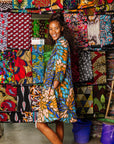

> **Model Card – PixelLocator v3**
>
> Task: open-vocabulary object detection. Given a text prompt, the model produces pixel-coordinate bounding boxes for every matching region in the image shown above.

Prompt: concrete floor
[0,123,102,144]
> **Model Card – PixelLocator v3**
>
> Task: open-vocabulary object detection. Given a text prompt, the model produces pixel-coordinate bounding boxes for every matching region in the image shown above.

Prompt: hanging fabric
[0,0,12,11]
[63,0,78,9]
[0,12,8,51]
[0,84,17,112]
[32,45,44,83]
[14,48,32,85]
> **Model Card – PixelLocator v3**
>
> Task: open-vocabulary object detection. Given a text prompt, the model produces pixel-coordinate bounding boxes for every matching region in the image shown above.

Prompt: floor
[0,123,102,144]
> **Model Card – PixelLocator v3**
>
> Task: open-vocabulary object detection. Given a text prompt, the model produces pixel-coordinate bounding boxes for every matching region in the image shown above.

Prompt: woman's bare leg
[37,122,63,144]
[56,121,64,142]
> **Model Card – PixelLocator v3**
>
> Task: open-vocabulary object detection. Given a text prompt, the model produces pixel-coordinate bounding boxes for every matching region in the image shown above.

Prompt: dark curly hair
[45,11,75,53]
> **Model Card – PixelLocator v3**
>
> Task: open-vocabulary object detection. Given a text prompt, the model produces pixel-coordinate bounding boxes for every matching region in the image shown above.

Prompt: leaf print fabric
[37,36,77,123]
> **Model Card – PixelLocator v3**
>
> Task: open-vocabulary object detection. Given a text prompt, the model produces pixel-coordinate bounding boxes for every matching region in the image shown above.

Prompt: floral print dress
[37,36,77,123]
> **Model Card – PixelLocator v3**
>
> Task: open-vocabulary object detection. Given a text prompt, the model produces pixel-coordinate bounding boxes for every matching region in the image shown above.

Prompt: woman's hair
[46,11,75,53]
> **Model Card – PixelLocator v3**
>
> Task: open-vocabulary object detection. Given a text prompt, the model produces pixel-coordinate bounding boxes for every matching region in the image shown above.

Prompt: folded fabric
[17,85,31,112]
[0,12,8,51]
[78,50,93,83]
[14,49,32,85]
[87,15,100,45]
[63,0,78,9]
[93,85,106,118]
[0,112,10,122]
[76,86,93,115]
[0,84,17,112]
[0,0,12,11]
[30,85,42,111]
[64,13,88,48]
[32,45,44,83]
[100,15,113,46]
[0,50,14,84]
[7,13,32,50]
[34,0,50,8]
[90,51,107,85]
[12,0,34,9]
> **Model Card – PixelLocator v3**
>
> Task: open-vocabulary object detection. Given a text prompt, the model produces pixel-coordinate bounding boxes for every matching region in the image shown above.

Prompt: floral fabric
[0,84,17,112]
[37,36,77,123]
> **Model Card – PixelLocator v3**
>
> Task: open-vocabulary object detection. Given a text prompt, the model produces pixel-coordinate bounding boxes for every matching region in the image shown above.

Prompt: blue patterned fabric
[32,45,44,84]
[100,15,113,46]
[37,36,77,123]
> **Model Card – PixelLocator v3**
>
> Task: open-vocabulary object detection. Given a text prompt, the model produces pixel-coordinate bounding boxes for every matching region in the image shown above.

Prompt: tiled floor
[0,123,102,144]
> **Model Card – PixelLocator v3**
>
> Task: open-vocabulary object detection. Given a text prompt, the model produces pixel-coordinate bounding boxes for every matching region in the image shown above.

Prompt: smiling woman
[35,11,77,144]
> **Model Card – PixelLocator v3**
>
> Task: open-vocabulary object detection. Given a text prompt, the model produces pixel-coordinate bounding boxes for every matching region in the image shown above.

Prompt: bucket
[72,119,92,144]
[101,123,114,144]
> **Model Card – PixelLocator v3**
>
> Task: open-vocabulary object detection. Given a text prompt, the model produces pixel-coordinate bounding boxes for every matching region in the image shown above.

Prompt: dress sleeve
[54,40,69,83]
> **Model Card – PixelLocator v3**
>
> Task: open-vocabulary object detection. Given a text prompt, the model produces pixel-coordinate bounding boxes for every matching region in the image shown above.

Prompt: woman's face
[49,20,63,42]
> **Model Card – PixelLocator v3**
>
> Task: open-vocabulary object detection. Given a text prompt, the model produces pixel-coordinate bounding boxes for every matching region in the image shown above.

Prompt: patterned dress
[37,36,77,123]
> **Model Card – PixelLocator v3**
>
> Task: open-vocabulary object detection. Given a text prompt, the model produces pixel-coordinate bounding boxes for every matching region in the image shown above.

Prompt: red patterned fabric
[34,0,50,8]
[7,13,32,50]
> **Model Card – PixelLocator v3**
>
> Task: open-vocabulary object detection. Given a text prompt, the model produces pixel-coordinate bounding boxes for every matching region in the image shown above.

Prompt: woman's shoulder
[57,36,69,48]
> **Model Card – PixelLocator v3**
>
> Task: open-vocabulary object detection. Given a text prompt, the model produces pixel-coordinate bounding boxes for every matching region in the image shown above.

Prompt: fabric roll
[0,84,17,112]
[34,0,50,8]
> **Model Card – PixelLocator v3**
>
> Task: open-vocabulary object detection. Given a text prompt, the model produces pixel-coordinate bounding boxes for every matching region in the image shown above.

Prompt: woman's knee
[36,122,47,131]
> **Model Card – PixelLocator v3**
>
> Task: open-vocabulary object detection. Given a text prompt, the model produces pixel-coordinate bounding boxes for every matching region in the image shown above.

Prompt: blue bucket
[72,119,92,144]
[101,123,114,144]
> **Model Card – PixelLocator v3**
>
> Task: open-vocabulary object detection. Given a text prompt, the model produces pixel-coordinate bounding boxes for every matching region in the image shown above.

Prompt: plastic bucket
[101,123,114,144]
[72,119,92,144]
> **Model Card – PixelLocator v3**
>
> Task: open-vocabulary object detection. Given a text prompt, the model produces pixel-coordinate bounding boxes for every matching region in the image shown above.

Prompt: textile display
[12,0,34,9]
[0,84,17,112]
[76,86,93,115]
[70,52,79,83]
[93,85,106,118]
[100,15,113,46]
[78,0,105,9]
[34,0,50,8]
[0,12,8,51]
[0,112,10,122]
[30,85,42,111]
[0,50,14,84]
[90,51,107,85]
[17,85,31,112]
[14,49,32,85]
[44,44,54,71]
[7,13,32,50]
[64,13,88,48]
[87,15,100,45]
[78,50,93,83]
[111,15,114,40]
[63,0,78,9]
[0,0,12,11]
[106,50,114,80]
[105,1,114,11]
[32,45,44,84]
[0,111,38,122]
[32,20,49,38]
[51,0,63,10]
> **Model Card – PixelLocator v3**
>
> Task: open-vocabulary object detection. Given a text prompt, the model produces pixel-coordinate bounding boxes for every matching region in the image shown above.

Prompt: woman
[36,11,77,144]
